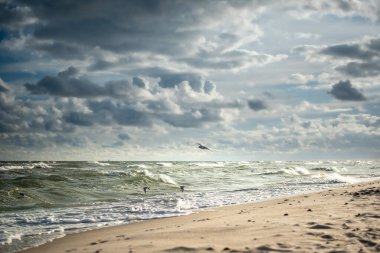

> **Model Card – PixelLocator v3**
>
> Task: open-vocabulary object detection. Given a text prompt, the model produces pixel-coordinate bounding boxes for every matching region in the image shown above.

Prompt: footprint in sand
[166,246,197,252]
[309,224,332,229]
[358,238,377,247]
[90,240,108,245]
[256,245,292,252]
[320,234,333,240]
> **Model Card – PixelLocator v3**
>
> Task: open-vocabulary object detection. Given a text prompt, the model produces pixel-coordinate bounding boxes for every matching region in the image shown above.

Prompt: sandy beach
[17,180,380,253]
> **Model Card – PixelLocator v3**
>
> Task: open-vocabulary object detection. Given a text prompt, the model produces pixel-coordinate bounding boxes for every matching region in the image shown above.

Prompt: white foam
[0,165,26,171]
[0,231,22,245]
[175,198,195,211]
[314,172,359,184]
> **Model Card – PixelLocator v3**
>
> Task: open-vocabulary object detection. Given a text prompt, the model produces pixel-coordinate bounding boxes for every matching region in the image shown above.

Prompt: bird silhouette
[197,143,210,150]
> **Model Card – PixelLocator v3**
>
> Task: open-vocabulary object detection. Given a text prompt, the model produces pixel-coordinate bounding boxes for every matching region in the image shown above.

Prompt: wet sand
[18,180,380,253]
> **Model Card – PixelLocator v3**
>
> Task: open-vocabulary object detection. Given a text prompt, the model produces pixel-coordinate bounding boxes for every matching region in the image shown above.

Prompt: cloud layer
[1,0,380,160]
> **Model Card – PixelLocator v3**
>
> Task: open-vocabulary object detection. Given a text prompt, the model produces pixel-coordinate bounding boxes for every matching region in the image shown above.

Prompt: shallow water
[1,160,379,253]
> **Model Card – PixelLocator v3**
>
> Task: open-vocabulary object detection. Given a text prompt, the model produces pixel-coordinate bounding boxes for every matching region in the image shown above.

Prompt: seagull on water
[143,186,150,194]
[180,186,185,192]
[197,143,210,150]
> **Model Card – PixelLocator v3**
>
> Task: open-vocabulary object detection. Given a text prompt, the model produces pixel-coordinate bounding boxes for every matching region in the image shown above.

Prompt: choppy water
[1,160,379,253]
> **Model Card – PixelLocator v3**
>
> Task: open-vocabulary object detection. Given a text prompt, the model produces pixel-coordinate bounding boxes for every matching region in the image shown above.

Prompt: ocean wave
[32,162,52,169]
[190,162,224,167]
[0,162,53,171]
[0,165,30,171]
[311,166,347,172]
[140,170,178,186]
[230,187,259,193]
[127,163,151,169]
[311,167,333,172]
[156,162,173,167]
[90,161,111,166]
[281,167,311,176]
[123,169,179,187]
[311,172,359,184]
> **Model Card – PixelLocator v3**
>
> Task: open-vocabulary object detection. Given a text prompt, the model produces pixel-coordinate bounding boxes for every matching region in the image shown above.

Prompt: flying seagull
[197,143,210,150]
[143,186,150,194]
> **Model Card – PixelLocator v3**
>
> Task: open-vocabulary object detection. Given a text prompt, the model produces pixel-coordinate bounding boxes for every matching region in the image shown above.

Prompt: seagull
[197,143,210,150]
[143,186,150,194]
[180,186,185,192]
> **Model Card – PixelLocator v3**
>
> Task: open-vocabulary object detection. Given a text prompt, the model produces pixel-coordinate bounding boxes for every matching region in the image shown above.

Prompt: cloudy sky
[1,0,380,161]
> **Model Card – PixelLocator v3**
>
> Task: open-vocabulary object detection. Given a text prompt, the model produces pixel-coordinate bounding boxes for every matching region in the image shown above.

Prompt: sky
[0,0,380,161]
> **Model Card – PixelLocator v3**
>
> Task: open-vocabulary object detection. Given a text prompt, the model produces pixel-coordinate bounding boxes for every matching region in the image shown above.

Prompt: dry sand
[18,180,380,253]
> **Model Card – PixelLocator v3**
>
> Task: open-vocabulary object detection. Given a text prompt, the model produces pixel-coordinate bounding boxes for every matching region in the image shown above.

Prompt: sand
[17,180,380,253]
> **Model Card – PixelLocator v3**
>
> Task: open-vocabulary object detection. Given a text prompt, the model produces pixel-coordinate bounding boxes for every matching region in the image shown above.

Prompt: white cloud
[287,73,315,84]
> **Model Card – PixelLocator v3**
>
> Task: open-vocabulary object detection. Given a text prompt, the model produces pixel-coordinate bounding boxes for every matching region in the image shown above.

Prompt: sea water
[1,160,379,253]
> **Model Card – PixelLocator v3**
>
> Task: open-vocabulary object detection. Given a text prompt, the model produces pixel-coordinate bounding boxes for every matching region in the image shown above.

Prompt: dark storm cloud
[318,37,380,77]
[158,72,217,94]
[247,99,268,111]
[368,38,380,51]
[159,73,205,92]
[320,44,374,60]
[87,99,227,129]
[34,42,85,60]
[64,112,94,127]
[53,134,88,147]
[88,59,115,71]
[162,108,222,128]
[0,1,34,29]
[336,61,380,77]
[132,77,147,89]
[0,79,10,92]
[117,133,130,140]
[329,80,366,101]
[25,66,130,97]
[16,0,218,55]
[263,91,274,98]
[0,92,74,134]
[6,0,285,76]
[204,80,216,94]
[113,107,153,127]
[63,100,153,127]
[102,141,124,148]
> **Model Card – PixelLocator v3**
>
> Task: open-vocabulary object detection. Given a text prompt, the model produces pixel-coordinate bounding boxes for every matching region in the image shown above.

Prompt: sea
[1,160,379,253]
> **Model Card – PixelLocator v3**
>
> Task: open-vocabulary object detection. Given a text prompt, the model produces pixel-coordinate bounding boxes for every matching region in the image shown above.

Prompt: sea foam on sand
[17,180,380,253]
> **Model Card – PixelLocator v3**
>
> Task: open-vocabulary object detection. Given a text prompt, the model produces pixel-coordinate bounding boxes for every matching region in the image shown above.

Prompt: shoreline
[17,180,380,253]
